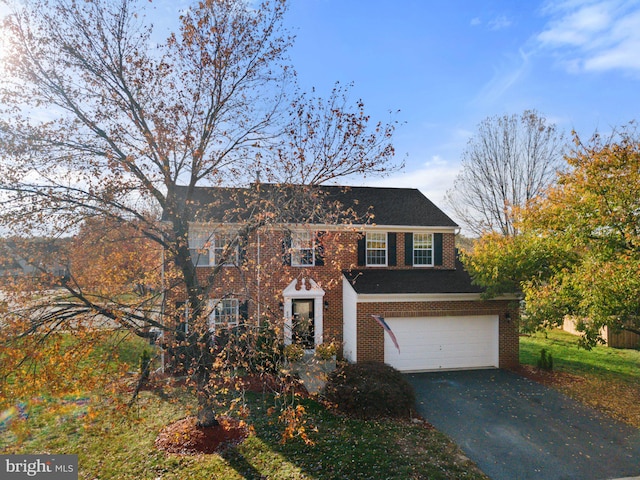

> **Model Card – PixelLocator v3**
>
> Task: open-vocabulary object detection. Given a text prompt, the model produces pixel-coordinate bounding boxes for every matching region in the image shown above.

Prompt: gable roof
[168,184,458,228]
[343,257,483,295]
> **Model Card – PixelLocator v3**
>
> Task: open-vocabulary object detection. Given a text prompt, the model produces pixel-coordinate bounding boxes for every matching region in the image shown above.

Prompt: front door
[292,299,315,349]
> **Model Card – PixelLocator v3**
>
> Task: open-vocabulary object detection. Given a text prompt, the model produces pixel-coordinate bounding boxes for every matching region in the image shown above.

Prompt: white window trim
[212,233,240,267]
[189,228,239,267]
[413,232,434,267]
[366,232,388,267]
[291,230,315,267]
[208,298,239,331]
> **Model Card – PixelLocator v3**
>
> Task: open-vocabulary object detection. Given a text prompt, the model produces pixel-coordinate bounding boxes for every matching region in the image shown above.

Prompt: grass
[1,333,488,480]
[520,329,640,428]
[1,387,488,479]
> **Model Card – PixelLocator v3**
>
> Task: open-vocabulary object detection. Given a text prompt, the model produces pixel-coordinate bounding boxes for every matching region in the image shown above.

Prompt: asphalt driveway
[407,369,640,480]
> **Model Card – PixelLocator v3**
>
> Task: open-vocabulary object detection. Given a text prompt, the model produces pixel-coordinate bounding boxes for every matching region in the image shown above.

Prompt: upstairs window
[366,232,387,266]
[413,233,434,266]
[283,231,325,267]
[189,230,239,267]
[208,298,239,330]
[212,233,239,266]
[188,230,211,266]
[291,231,315,266]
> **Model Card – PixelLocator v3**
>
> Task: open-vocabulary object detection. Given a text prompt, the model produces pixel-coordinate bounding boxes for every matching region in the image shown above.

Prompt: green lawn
[519,329,640,428]
[520,329,640,382]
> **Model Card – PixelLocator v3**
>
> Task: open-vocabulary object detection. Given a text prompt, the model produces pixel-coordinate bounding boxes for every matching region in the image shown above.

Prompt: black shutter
[315,231,326,266]
[388,233,397,266]
[405,233,413,266]
[239,300,249,321]
[357,235,366,266]
[282,232,292,266]
[238,235,247,266]
[434,233,443,266]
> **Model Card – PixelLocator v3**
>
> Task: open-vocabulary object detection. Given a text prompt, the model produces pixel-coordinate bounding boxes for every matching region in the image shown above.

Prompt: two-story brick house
[172,183,519,372]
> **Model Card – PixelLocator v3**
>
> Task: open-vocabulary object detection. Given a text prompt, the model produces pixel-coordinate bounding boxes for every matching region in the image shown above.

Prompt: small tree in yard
[0,0,400,434]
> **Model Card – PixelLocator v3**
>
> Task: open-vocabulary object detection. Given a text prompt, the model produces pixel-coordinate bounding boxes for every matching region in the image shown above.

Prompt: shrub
[537,348,553,371]
[324,362,416,419]
[314,342,338,360]
[283,343,304,362]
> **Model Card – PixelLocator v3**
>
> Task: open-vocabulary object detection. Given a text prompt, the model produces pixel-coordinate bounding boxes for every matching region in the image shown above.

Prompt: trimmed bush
[537,348,553,371]
[324,361,416,419]
[314,342,338,360]
[283,343,304,362]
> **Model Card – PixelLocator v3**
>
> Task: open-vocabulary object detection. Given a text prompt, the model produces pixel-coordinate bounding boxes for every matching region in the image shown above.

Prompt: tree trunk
[196,397,219,428]
[194,333,219,428]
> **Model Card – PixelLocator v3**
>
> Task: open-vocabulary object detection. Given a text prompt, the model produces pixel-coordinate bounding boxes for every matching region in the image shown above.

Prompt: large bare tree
[446,110,565,236]
[0,0,400,427]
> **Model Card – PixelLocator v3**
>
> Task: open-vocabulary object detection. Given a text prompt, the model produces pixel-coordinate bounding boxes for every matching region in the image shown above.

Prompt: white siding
[342,276,359,362]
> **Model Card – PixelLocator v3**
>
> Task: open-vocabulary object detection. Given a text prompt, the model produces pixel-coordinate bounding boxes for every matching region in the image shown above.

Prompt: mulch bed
[155,416,250,455]
[154,373,308,455]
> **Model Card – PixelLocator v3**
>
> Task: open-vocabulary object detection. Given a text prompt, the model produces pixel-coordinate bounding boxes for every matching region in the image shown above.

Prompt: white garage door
[384,315,499,372]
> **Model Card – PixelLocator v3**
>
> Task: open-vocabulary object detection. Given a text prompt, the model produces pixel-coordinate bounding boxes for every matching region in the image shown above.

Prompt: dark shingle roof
[343,258,483,295]
[321,185,457,227]
[168,184,458,228]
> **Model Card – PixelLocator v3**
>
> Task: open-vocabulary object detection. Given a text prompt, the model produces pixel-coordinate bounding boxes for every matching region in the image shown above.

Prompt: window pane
[189,230,210,249]
[414,233,433,248]
[367,249,387,265]
[209,299,239,328]
[189,248,210,266]
[366,232,387,265]
[189,230,212,266]
[214,233,238,266]
[291,231,315,266]
[413,233,433,265]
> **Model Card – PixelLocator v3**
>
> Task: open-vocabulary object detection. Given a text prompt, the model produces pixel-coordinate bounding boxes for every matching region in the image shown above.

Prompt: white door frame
[283,278,325,349]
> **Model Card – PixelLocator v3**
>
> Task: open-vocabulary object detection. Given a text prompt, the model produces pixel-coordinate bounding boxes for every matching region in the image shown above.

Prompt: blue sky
[281,0,640,205]
[2,0,639,212]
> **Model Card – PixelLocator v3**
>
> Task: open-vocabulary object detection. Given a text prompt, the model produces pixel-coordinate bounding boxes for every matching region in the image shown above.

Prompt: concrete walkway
[408,369,640,480]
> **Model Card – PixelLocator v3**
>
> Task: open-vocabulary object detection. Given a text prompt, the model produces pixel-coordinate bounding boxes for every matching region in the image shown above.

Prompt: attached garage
[383,315,499,372]
[342,268,520,371]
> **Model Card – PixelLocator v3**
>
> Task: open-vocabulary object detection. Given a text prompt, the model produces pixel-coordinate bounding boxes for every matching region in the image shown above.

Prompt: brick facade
[178,224,520,370]
[186,231,465,331]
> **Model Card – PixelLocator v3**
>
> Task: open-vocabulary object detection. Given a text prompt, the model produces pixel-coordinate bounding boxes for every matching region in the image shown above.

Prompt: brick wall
[181,228,361,345]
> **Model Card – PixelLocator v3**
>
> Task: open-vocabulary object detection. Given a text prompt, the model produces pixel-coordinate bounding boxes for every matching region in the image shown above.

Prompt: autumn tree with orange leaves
[464,125,640,348]
[0,0,401,432]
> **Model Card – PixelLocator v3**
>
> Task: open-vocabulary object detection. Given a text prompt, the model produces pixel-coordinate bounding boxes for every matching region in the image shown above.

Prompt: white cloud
[537,0,640,73]
[473,49,531,105]
[488,15,513,30]
[469,14,513,30]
